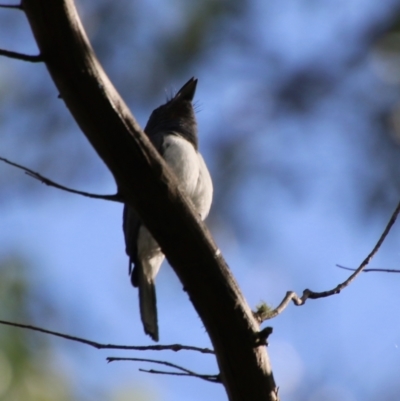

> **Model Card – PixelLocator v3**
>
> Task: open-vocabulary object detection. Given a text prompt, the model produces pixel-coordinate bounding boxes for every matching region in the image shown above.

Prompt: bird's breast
[162,135,200,196]
[162,134,213,220]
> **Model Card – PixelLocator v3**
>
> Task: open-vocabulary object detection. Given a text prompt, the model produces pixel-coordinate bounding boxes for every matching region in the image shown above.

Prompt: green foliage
[254,301,273,321]
[0,256,74,401]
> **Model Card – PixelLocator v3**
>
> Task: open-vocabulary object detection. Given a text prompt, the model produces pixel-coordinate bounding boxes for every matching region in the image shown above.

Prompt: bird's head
[144,78,198,149]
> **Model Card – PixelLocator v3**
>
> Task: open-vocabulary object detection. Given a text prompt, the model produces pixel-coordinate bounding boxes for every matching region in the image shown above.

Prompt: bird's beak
[174,77,198,102]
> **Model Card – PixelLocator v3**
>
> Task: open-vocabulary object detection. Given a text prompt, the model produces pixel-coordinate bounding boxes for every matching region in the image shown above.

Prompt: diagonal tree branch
[0,48,42,62]
[0,319,215,354]
[0,156,122,202]
[21,1,278,400]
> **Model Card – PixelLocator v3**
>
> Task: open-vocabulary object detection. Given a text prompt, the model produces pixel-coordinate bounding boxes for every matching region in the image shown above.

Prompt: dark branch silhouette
[107,356,220,383]
[258,200,400,322]
[0,156,122,202]
[336,264,400,273]
[0,320,214,354]
[0,3,22,9]
[0,49,42,61]
[19,1,279,398]
[139,368,221,383]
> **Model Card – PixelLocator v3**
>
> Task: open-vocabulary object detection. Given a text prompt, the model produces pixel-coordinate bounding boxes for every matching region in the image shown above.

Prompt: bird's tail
[138,272,159,342]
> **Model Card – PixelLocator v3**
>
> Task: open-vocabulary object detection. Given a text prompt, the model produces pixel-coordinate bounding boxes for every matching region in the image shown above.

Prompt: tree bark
[22,1,278,399]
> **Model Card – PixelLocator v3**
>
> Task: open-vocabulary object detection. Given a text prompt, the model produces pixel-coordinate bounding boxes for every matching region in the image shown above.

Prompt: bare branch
[336,264,400,273]
[22,1,279,398]
[139,368,220,383]
[257,291,307,321]
[107,357,220,383]
[0,3,22,9]
[0,320,214,354]
[0,156,122,202]
[0,48,42,62]
[260,200,400,321]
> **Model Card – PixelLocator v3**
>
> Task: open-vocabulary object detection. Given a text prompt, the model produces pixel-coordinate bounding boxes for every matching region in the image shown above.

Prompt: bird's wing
[122,204,141,280]
[122,131,168,287]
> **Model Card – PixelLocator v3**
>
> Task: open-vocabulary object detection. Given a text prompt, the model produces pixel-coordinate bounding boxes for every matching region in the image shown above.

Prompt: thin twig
[139,368,220,383]
[0,320,215,354]
[0,3,22,9]
[260,200,400,321]
[108,357,220,383]
[0,49,42,62]
[336,264,400,273]
[0,156,122,202]
[140,368,196,377]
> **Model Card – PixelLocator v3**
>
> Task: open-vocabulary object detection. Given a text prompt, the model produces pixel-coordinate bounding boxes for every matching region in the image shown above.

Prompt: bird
[122,78,213,342]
